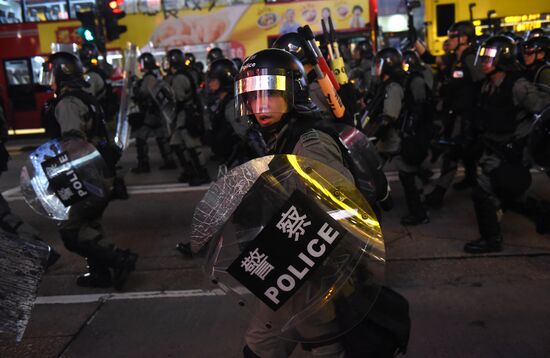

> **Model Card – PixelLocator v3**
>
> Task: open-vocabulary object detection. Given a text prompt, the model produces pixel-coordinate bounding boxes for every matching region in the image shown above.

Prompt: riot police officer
[40,52,138,287]
[397,50,435,225]
[464,36,549,253]
[521,35,550,90]
[349,39,374,93]
[415,21,485,208]
[206,47,225,65]
[272,32,334,122]
[236,47,352,358]
[184,52,203,87]
[204,58,251,166]
[131,52,176,173]
[166,49,210,185]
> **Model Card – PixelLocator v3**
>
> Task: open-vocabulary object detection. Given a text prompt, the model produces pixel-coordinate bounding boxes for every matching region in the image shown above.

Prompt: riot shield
[114,43,138,150]
[191,155,385,344]
[0,229,49,342]
[148,80,176,136]
[20,138,110,221]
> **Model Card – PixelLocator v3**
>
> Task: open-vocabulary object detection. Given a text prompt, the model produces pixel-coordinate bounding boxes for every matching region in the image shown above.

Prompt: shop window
[68,0,95,18]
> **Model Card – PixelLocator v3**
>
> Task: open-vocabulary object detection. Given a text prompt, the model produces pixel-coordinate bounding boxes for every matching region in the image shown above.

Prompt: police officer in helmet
[236,47,352,358]
[40,52,138,288]
[207,47,224,65]
[131,52,176,173]
[464,36,548,253]
[521,35,550,89]
[416,20,485,209]
[166,48,210,185]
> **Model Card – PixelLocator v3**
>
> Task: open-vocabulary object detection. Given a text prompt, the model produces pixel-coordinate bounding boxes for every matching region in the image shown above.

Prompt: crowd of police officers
[8,19,549,286]
[1,17,550,356]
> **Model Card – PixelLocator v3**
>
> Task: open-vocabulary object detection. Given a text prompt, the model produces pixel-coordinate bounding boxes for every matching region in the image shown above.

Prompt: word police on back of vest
[227,190,345,311]
[41,152,90,207]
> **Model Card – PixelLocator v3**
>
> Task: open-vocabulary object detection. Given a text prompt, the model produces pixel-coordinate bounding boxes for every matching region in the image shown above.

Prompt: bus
[424,0,550,55]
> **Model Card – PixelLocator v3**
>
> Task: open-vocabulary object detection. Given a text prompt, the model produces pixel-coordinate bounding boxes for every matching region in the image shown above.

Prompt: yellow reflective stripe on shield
[236,75,286,94]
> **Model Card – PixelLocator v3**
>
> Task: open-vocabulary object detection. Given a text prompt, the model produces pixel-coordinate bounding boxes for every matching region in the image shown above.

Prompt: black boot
[424,186,446,210]
[399,172,429,226]
[176,242,192,258]
[77,259,112,288]
[46,246,61,270]
[464,236,502,254]
[132,138,151,173]
[111,176,129,200]
[110,249,138,290]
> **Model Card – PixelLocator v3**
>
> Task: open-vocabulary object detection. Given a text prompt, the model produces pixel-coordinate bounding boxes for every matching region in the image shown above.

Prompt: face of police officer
[208,78,220,93]
[523,49,545,66]
[480,60,496,75]
[248,91,288,127]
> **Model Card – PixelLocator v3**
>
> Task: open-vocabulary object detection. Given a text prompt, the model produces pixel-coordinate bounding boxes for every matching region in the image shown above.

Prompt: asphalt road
[1,138,550,358]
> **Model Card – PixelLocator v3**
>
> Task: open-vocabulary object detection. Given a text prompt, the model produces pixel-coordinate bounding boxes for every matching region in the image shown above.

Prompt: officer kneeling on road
[39,52,138,288]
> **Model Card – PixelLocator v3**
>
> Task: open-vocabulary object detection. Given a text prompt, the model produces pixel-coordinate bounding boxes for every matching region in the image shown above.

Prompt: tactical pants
[58,179,117,266]
[432,113,478,191]
[473,153,507,240]
[244,294,345,358]
[0,193,40,241]
[134,125,173,165]
[394,156,427,218]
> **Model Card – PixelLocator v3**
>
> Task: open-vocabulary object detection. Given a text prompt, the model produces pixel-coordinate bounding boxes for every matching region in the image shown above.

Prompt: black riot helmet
[373,47,402,78]
[272,32,311,65]
[528,106,550,169]
[40,52,89,89]
[401,50,423,73]
[78,42,99,68]
[525,28,547,40]
[184,52,196,67]
[207,47,224,64]
[474,35,517,71]
[166,48,185,70]
[235,48,307,119]
[522,35,550,62]
[138,52,158,71]
[447,21,476,44]
[206,58,238,93]
[353,39,374,59]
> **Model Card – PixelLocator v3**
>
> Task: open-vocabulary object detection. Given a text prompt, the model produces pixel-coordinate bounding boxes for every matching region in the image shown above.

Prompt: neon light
[8,128,46,135]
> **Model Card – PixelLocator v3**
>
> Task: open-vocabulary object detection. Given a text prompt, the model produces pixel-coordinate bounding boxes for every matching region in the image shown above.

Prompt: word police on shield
[227,190,345,311]
[41,151,90,207]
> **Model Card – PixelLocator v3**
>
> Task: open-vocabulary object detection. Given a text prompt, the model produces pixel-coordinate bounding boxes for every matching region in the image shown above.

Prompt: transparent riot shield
[20,137,110,221]
[149,79,176,136]
[114,43,138,150]
[191,155,385,344]
[0,230,49,342]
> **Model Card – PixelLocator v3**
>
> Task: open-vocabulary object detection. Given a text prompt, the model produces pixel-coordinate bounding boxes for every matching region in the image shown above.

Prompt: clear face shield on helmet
[38,61,55,87]
[372,57,385,78]
[235,68,294,118]
[474,46,500,67]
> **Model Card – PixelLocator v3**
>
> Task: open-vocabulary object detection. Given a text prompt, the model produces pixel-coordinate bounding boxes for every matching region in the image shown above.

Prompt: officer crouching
[40,52,138,288]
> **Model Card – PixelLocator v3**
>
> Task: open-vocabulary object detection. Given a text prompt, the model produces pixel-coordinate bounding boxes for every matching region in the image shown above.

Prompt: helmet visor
[38,62,54,87]
[235,68,293,118]
[474,46,499,67]
[372,57,384,77]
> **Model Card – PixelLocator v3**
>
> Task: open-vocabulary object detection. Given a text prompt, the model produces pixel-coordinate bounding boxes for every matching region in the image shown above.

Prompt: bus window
[436,3,455,37]
[4,60,31,86]
[24,0,69,22]
[0,1,23,23]
[69,0,95,19]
